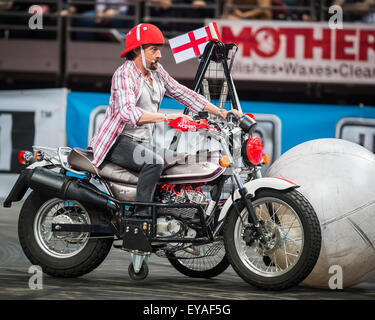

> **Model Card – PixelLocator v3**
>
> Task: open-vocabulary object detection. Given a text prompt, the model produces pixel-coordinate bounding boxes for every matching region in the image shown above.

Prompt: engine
[156,216,197,240]
[156,184,207,205]
[154,184,205,238]
[156,217,183,237]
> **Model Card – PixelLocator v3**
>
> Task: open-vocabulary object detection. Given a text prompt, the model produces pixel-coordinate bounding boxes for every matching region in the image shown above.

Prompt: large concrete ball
[265,138,375,289]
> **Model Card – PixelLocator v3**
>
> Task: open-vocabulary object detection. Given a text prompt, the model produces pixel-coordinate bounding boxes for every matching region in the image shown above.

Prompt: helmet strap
[140,46,151,73]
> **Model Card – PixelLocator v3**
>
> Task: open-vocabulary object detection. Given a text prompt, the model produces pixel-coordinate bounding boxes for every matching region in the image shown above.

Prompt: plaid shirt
[89,60,209,167]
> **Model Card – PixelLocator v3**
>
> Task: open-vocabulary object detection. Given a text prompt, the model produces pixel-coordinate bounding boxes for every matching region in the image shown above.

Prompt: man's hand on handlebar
[225,109,243,122]
[203,102,243,120]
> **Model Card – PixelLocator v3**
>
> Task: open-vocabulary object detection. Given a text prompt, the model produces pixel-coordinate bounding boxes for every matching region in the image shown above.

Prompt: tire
[128,262,149,280]
[223,189,321,291]
[18,191,114,278]
[167,241,230,278]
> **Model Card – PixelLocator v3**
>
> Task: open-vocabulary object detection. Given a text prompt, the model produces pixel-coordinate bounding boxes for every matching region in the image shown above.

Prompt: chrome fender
[218,177,299,222]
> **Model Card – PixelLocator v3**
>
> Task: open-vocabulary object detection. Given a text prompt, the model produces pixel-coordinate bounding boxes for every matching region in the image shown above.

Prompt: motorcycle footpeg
[122,218,153,254]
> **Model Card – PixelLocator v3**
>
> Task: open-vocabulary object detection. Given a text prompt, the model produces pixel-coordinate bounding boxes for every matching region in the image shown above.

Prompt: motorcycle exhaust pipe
[27,167,112,210]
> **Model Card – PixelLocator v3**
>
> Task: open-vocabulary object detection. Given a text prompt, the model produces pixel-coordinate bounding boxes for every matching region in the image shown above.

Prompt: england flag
[169,22,221,64]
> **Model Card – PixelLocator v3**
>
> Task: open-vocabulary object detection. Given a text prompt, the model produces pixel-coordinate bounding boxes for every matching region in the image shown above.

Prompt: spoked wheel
[224,189,321,291]
[167,241,229,278]
[128,262,149,280]
[18,192,113,278]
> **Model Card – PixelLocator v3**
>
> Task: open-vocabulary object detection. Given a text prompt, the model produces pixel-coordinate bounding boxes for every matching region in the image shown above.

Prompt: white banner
[208,20,375,84]
[0,88,67,199]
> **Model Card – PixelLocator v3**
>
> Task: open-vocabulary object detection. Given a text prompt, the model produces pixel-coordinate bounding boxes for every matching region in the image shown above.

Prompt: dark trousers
[105,135,164,213]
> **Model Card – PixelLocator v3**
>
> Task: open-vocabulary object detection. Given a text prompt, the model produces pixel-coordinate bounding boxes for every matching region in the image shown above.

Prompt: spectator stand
[144,0,221,38]
[222,0,316,21]
[0,0,374,95]
[222,0,375,22]
[324,0,375,23]
[0,0,63,86]
[64,0,141,87]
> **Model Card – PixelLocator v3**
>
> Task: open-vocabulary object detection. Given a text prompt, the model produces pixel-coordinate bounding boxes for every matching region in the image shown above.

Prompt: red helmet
[120,23,165,58]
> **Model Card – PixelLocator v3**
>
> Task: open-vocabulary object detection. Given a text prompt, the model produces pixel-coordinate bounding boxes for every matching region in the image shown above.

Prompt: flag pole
[169,41,216,152]
[217,41,242,113]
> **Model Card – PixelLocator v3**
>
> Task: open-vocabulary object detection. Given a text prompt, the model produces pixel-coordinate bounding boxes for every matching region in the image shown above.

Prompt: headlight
[242,136,264,166]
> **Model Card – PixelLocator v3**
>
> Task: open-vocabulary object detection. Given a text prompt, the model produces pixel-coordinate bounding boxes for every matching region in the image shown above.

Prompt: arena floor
[1,201,375,301]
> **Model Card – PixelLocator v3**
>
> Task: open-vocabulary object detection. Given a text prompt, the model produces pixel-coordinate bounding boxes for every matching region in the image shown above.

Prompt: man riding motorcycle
[89,23,243,218]
[6,26,321,288]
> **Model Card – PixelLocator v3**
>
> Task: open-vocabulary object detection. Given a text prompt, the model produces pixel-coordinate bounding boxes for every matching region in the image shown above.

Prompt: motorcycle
[3,107,321,290]
[3,40,321,290]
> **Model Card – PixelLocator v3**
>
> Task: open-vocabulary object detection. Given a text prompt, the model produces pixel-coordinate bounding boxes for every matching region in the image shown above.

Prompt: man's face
[143,44,162,70]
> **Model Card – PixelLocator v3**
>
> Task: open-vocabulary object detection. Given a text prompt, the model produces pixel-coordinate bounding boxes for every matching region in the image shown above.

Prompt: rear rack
[32,145,88,177]
[58,147,88,176]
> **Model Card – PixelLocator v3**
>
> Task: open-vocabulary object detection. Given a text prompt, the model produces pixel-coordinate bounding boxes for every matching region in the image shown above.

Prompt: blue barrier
[67,92,110,150]
[67,91,375,154]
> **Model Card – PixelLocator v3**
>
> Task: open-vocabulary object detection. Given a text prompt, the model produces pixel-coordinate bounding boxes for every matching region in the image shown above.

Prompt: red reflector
[246,137,264,165]
[18,151,26,164]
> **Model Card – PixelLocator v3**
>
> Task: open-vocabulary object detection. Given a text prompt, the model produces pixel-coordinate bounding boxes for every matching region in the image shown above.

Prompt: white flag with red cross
[169,22,221,64]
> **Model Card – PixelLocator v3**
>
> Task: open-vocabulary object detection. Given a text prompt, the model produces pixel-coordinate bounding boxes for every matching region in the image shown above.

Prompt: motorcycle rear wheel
[18,191,113,278]
[223,189,321,290]
[167,241,229,278]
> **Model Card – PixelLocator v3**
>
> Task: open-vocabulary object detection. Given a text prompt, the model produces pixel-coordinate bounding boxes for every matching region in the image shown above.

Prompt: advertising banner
[209,20,375,84]
[0,88,67,198]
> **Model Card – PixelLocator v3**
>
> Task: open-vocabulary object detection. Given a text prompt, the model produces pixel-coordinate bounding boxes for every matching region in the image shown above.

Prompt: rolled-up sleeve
[157,64,209,114]
[112,67,144,128]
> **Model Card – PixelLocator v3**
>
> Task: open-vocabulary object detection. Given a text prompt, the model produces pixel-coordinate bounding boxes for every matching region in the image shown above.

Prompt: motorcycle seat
[68,148,139,184]
[67,148,190,184]
[68,148,211,184]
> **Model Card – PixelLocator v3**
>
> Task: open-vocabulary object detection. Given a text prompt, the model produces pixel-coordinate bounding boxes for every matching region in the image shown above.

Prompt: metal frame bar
[4,0,56,3]
[74,179,213,241]
[167,41,215,152]
[145,2,219,10]
[51,194,214,243]
[169,40,240,152]
[224,4,312,10]
[51,223,115,233]
[222,3,312,17]
[0,24,58,31]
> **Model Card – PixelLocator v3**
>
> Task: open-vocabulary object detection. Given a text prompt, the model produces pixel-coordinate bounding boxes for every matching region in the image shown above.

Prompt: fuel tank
[160,150,224,184]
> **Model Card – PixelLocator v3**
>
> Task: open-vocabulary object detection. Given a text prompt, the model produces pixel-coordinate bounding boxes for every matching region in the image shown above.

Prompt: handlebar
[226,111,239,123]
[226,112,257,134]
[169,111,256,135]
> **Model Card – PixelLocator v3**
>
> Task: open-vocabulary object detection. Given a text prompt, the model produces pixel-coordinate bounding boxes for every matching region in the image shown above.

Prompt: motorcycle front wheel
[223,189,321,291]
[18,191,113,278]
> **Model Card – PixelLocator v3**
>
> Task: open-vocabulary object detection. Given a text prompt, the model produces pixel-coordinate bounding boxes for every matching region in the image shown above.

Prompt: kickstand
[131,253,149,274]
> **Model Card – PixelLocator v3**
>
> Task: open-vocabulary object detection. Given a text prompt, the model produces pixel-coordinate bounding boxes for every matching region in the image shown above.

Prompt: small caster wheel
[128,262,149,280]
